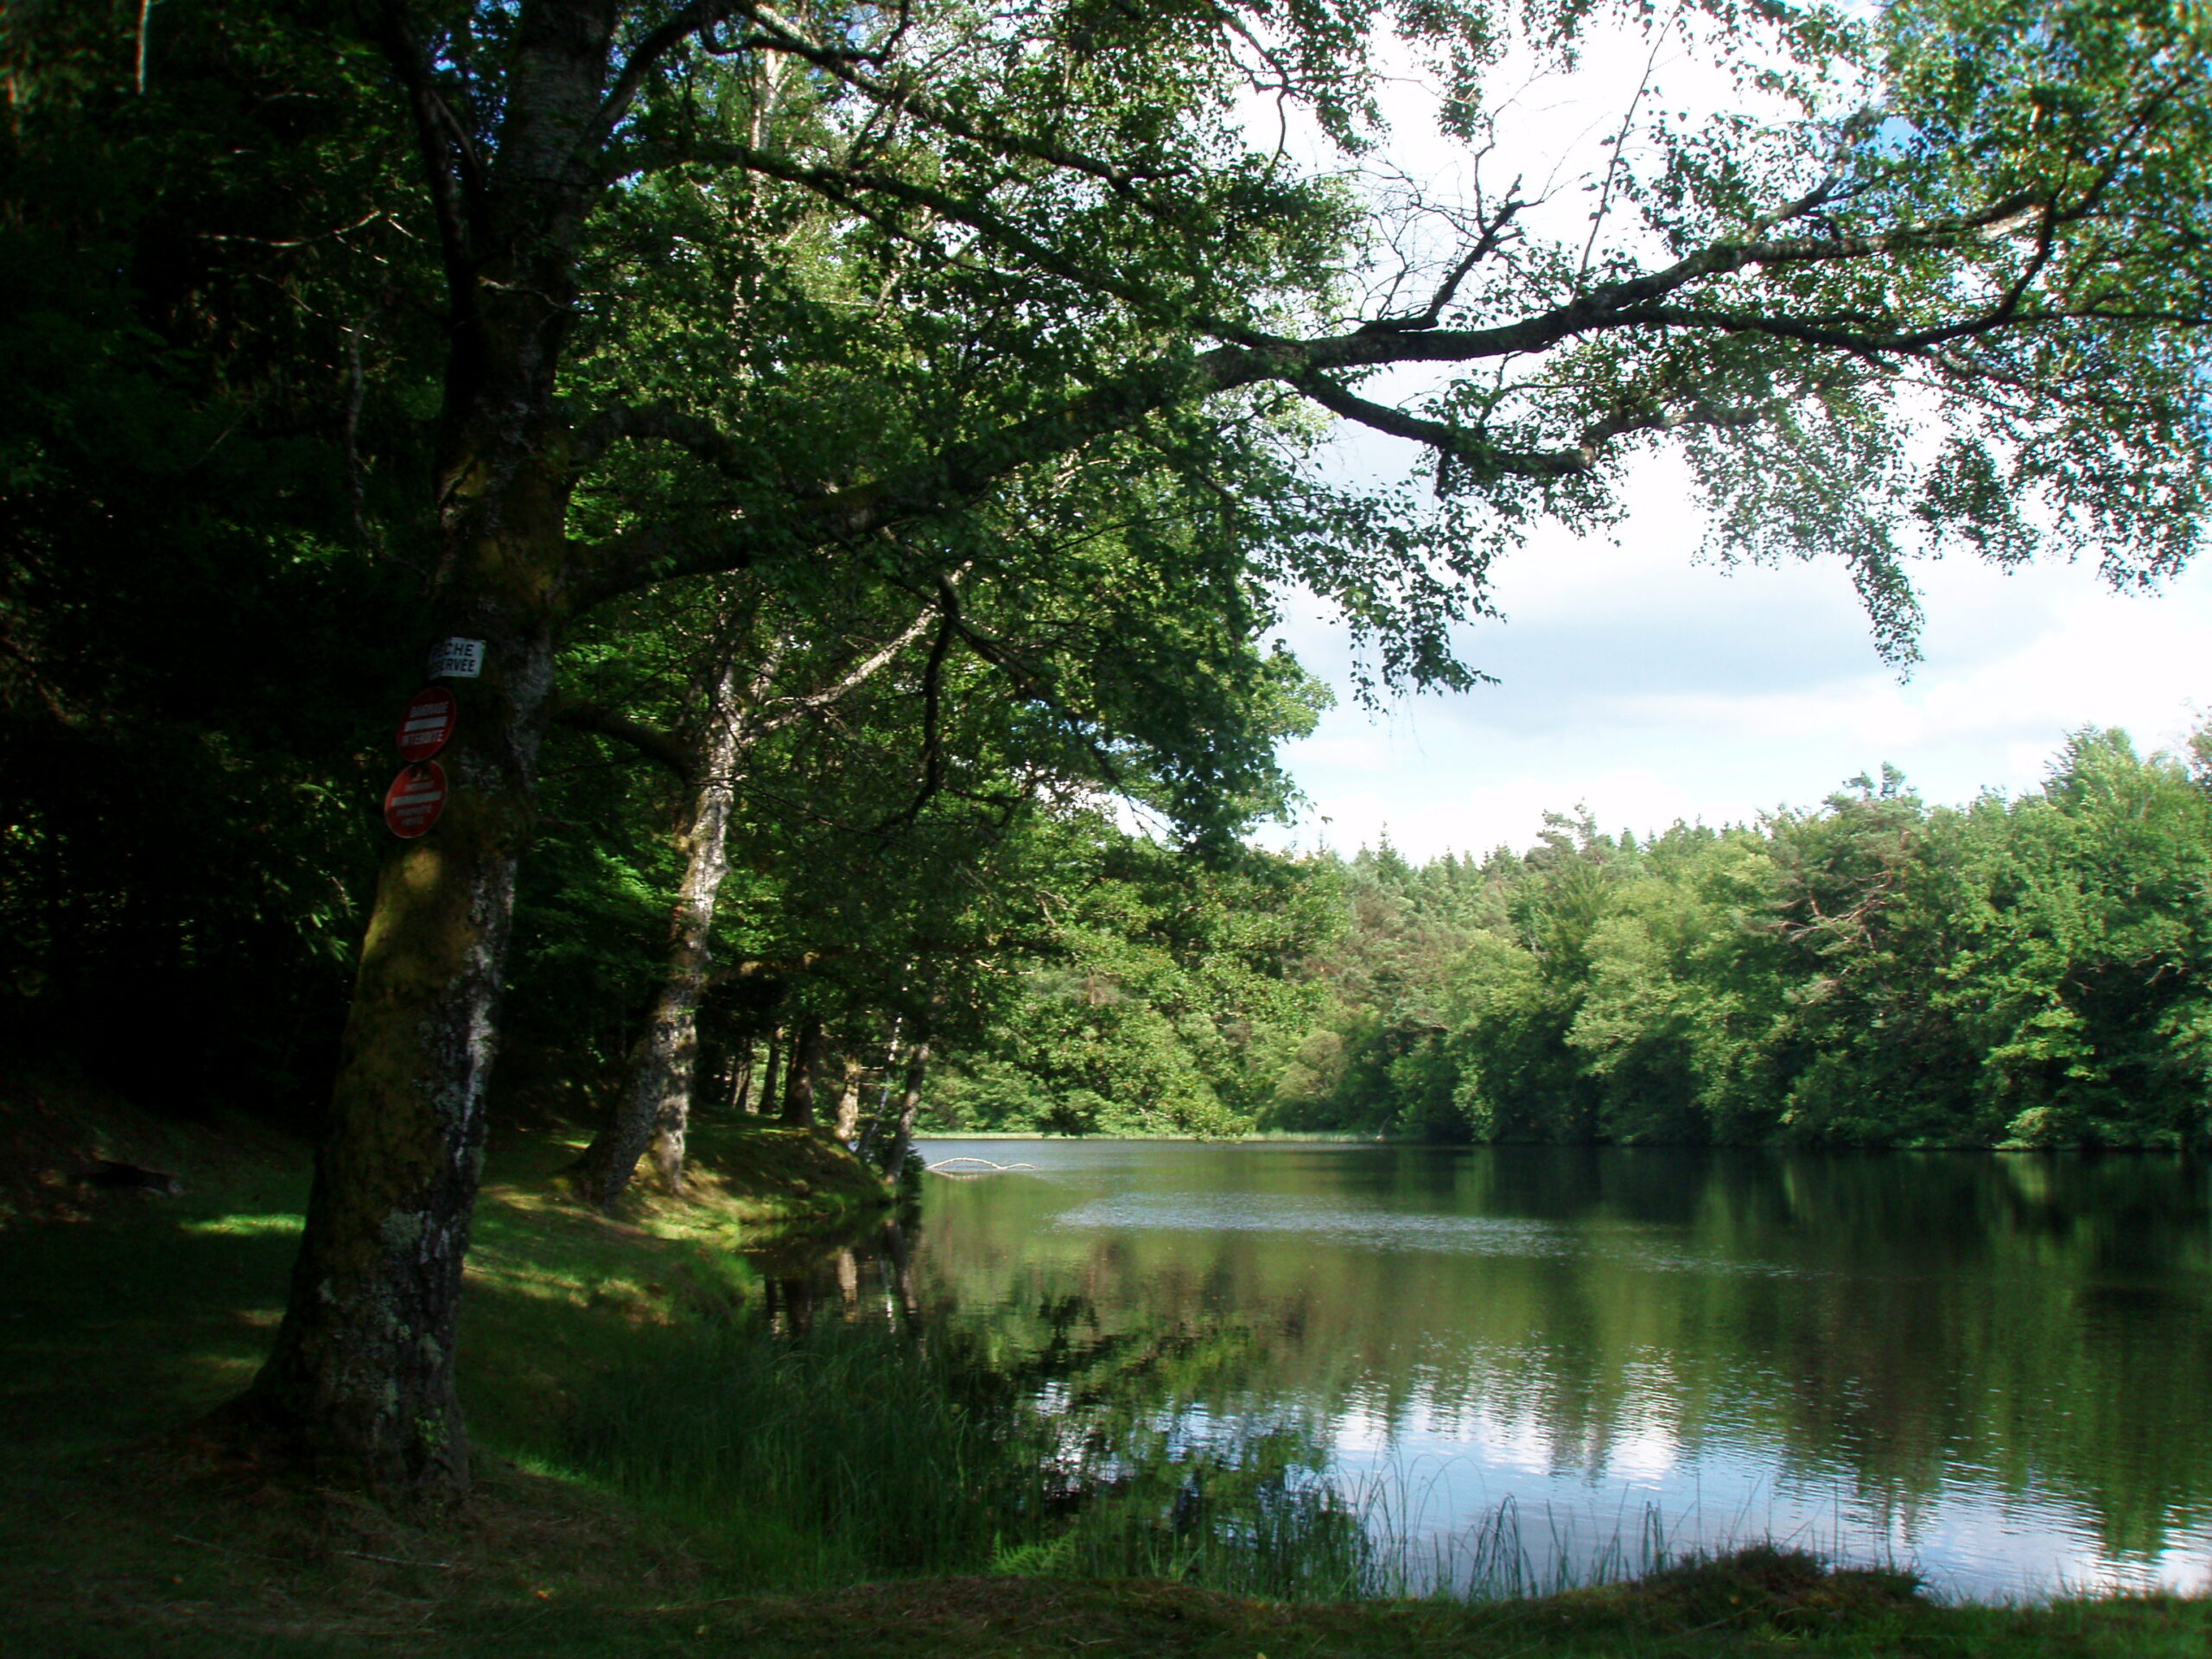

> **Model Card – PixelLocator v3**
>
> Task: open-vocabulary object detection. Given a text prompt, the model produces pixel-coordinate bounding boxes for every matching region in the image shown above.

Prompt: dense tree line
[1258,731,2212,1149]
[5,0,2210,1497]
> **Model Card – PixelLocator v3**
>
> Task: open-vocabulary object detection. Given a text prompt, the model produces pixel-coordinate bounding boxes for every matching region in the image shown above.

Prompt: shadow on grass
[0,1142,884,1656]
[0,1184,309,1461]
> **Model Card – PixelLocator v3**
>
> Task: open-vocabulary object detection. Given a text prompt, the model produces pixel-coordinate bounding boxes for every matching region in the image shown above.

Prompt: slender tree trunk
[781,1014,823,1125]
[831,1052,865,1143]
[728,1041,755,1116]
[880,1039,932,1174]
[573,657,748,1207]
[758,1028,784,1118]
[855,1014,902,1162]
[573,597,921,1198]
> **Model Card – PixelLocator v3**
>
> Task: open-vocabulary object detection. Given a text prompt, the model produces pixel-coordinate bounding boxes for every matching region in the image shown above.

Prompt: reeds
[553,1316,1760,1600]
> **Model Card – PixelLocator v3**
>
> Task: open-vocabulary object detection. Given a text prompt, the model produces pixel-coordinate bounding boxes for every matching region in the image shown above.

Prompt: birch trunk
[830,1053,866,1144]
[574,600,924,1200]
[573,656,747,1208]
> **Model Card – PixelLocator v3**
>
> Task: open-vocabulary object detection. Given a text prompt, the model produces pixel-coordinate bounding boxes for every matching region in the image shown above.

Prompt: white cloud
[1263,531,2212,863]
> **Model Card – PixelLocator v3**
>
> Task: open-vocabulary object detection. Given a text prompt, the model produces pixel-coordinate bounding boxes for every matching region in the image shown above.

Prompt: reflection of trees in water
[739,1223,1367,1592]
[906,1149,2212,1566]
[749,1217,924,1337]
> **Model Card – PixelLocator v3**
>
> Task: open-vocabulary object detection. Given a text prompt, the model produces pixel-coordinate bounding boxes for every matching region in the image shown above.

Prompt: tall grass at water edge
[557,1318,1727,1602]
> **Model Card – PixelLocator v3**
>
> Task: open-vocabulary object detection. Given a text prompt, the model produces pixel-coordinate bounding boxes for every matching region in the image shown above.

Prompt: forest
[4,0,2210,1513]
[927,729,2212,1150]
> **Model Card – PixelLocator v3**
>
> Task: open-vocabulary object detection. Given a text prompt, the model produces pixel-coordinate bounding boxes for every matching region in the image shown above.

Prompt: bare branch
[1579,17,1672,283]
[750,588,947,739]
[1358,189,1528,335]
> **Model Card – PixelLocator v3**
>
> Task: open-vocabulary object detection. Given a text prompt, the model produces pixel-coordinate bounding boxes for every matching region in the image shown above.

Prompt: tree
[1948,729,2212,1147]
[12,0,2196,1495]
[1286,721,2212,1151]
[924,822,1335,1137]
[562,575,939,1206]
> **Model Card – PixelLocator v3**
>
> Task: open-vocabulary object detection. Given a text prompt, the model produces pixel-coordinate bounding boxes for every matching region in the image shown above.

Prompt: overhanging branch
[552,696,697,780]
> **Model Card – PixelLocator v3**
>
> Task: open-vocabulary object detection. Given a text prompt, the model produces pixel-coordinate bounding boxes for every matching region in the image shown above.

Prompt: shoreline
[2,1089,2203,1656]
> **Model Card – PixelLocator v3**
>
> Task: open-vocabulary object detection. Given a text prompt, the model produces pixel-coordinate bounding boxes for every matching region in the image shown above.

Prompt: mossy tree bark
[245,0,616,1497]
[248,433,570,1493]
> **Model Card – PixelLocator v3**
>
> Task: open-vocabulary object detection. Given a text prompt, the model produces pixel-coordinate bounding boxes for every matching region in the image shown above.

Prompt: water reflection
[900,1141,2212,1600]
[742,1217,923,1335]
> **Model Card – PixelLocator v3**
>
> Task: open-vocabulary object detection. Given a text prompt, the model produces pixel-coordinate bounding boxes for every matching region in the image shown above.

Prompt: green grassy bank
[2,1087,2205,1657]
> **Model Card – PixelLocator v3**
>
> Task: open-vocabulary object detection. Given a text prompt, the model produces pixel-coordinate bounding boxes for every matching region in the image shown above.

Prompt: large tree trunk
[573,656,747,1208]
[246,465,569,1495]
[243,0,623,1495]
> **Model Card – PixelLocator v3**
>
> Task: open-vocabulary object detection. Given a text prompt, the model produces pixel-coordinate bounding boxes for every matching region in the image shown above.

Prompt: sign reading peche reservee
[383,762,448,839]
[427,637,486,680]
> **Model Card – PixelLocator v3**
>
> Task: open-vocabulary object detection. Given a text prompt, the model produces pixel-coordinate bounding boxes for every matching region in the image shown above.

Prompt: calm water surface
[907,1140,2212,1599]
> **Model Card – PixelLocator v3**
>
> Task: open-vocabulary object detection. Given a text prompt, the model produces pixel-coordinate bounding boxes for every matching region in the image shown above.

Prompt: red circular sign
[383,761,448,839]
[396,686,457,763]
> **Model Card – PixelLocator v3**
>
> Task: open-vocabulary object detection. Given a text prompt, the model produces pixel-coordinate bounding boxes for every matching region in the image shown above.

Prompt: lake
[902,1140,2212,1599]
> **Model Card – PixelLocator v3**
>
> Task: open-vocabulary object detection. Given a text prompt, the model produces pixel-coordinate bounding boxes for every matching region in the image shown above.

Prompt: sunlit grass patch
[181,1211,305,1236]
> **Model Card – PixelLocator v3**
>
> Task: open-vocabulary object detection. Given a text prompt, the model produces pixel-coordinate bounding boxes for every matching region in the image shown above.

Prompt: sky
[1241,16,2212,864]
[1257,456,2212,862]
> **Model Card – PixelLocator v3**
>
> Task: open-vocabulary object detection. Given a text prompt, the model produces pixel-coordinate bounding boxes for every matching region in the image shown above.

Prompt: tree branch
[750,588,948,740]
[566,173,2208,612]
[645,138,1269,345]
[377,2,478,323]
[569,400,768,480]
[728,2,1179,208]
[551,696,696,780]
[589,3,724,155]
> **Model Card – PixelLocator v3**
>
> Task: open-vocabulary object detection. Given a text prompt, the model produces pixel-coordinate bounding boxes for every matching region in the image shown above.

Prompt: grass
[2,1084,2206,1656]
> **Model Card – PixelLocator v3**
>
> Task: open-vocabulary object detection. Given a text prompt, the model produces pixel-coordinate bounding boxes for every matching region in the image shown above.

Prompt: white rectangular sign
[428,637,486,680]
